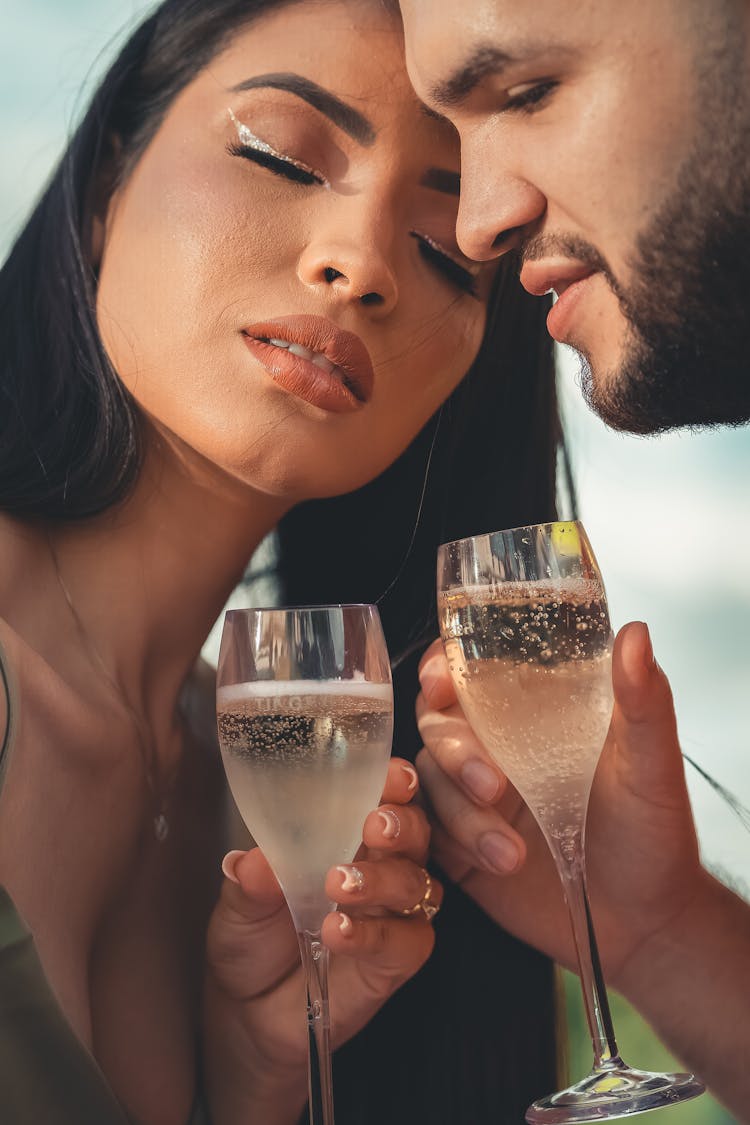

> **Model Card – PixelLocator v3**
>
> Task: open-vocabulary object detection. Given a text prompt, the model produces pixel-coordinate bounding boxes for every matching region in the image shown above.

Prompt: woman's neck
[42,434,291,736]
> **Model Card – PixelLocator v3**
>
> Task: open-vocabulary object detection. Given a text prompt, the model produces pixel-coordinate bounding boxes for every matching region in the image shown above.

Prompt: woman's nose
[297,235,399,315]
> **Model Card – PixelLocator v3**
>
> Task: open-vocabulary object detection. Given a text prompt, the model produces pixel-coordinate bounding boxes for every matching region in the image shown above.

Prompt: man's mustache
[520,232,624,302]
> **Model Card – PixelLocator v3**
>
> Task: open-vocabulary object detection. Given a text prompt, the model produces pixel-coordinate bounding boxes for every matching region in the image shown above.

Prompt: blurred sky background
[2,0,748,902]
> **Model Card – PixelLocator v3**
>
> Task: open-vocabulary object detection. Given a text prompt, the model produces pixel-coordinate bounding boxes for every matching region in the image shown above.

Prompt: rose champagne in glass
[438,522,704,1122]
[216,605,393,1125]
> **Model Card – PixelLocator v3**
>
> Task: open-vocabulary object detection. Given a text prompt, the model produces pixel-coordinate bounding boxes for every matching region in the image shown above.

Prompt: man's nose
[456,143,546,262]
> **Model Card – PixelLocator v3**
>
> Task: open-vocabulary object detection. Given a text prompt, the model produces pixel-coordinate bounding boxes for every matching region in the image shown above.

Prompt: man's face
[401,0,750,434]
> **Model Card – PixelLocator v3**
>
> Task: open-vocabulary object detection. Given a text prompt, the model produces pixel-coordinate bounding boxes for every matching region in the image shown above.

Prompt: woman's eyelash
[505,80,558,114]
[227,140,325,185]
[411,232,478,297]
[227,108,329,187]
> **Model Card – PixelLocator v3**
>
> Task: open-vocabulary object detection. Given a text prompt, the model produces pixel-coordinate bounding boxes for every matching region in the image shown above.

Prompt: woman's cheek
[418,298,487,399]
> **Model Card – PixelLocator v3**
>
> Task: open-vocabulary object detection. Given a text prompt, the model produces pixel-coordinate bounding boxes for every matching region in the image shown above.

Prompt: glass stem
[298,930,335,1125]
[551,832,620,1070]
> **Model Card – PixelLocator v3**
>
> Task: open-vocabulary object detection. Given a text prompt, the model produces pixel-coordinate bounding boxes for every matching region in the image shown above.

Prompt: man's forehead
[400,0,611,65]
[400,0,568,84]
[401,0,503,58]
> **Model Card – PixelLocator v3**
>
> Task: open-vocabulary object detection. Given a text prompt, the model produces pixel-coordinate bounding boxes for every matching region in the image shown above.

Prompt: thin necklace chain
[46,532,172,843]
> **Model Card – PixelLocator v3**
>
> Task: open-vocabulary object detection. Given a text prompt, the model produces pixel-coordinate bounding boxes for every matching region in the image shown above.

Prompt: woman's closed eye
[227,108,329,187]
[411,232,479,298]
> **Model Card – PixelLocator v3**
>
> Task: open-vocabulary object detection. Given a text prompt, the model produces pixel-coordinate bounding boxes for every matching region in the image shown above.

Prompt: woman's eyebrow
[229,72,376,146]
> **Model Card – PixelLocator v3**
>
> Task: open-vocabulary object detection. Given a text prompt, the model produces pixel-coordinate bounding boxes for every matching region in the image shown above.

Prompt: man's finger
[609,621,692,811]
[418,639,459,710]
[417,747,525,875]
[430,821,478,884]
[416,693,507,806]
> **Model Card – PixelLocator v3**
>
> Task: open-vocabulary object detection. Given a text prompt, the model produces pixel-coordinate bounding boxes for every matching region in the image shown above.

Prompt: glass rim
[224,603,380,618]
[438,519,583,554]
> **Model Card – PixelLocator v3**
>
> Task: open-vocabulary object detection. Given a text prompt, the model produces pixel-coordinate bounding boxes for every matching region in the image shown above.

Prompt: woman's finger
[322,911,436,972]
[416,746,526,876]
[207,847,299,1001]
[361,801,430,861]
[217,846,287,922]
[416,692,508,807]
[325,856,444,916]
[380,756,419,805]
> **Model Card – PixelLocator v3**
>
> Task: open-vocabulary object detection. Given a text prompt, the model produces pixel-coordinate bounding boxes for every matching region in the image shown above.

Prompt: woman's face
[96,0,495,501]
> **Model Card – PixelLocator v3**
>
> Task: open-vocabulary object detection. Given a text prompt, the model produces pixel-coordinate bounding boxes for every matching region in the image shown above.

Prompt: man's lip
[241,315,374,405]
[519,260,597,299]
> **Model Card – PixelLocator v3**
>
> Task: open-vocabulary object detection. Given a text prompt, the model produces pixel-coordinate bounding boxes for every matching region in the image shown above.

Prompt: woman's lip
[545,273,598,344]
[242,335,363,414]
[241,315,374,411]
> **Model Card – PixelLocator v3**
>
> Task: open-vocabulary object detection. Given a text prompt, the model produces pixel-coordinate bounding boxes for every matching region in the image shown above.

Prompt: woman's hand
[203,757,441,1125]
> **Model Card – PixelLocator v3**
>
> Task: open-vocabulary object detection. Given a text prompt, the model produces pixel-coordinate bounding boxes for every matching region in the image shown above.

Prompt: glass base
[526,1057,706,1123]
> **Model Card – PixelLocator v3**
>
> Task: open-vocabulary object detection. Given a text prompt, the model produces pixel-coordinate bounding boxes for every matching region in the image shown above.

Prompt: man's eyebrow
[420,168,460,196]
[429,45,516,109]
[229,72,376,146]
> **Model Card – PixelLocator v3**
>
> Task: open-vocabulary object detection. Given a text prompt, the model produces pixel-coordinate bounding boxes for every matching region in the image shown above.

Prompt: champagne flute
[438,522,705,1122]
[216,605,393,1125]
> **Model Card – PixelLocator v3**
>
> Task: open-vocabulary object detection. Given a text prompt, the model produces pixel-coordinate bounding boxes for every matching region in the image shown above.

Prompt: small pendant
[154,813,169,843]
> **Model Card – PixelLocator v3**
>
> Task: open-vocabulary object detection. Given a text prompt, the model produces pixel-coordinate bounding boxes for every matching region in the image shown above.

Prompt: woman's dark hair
[278,258,564,1125]
[0,0,297,519]
[0,2,563,1122]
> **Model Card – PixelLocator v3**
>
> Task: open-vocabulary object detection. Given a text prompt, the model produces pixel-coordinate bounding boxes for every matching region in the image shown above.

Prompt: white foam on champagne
[217,679,393,705]
[443,577,605,604]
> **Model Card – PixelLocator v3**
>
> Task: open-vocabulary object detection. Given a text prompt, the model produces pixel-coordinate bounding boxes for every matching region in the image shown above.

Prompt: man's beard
[580,106,750,434]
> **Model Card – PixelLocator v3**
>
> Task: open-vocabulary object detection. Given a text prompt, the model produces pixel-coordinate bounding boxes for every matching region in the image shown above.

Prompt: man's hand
[416,622,750,1121]
[416,621,702,985]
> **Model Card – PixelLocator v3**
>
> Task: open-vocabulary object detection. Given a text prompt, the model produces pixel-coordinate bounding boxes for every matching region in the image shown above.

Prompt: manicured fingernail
[221,850,244,884]
[460,758,500,803]
[478,832,519,874]
[337,912,354,936]
[401,764,418,792]
[378,809,401,840]
[336,865,365,893]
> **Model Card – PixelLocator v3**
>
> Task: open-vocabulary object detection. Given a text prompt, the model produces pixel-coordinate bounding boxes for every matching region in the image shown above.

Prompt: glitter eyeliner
[228,108,329,187]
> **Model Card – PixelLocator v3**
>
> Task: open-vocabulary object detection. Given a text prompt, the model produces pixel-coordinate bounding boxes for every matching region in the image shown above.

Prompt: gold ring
[399,868,440,921]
